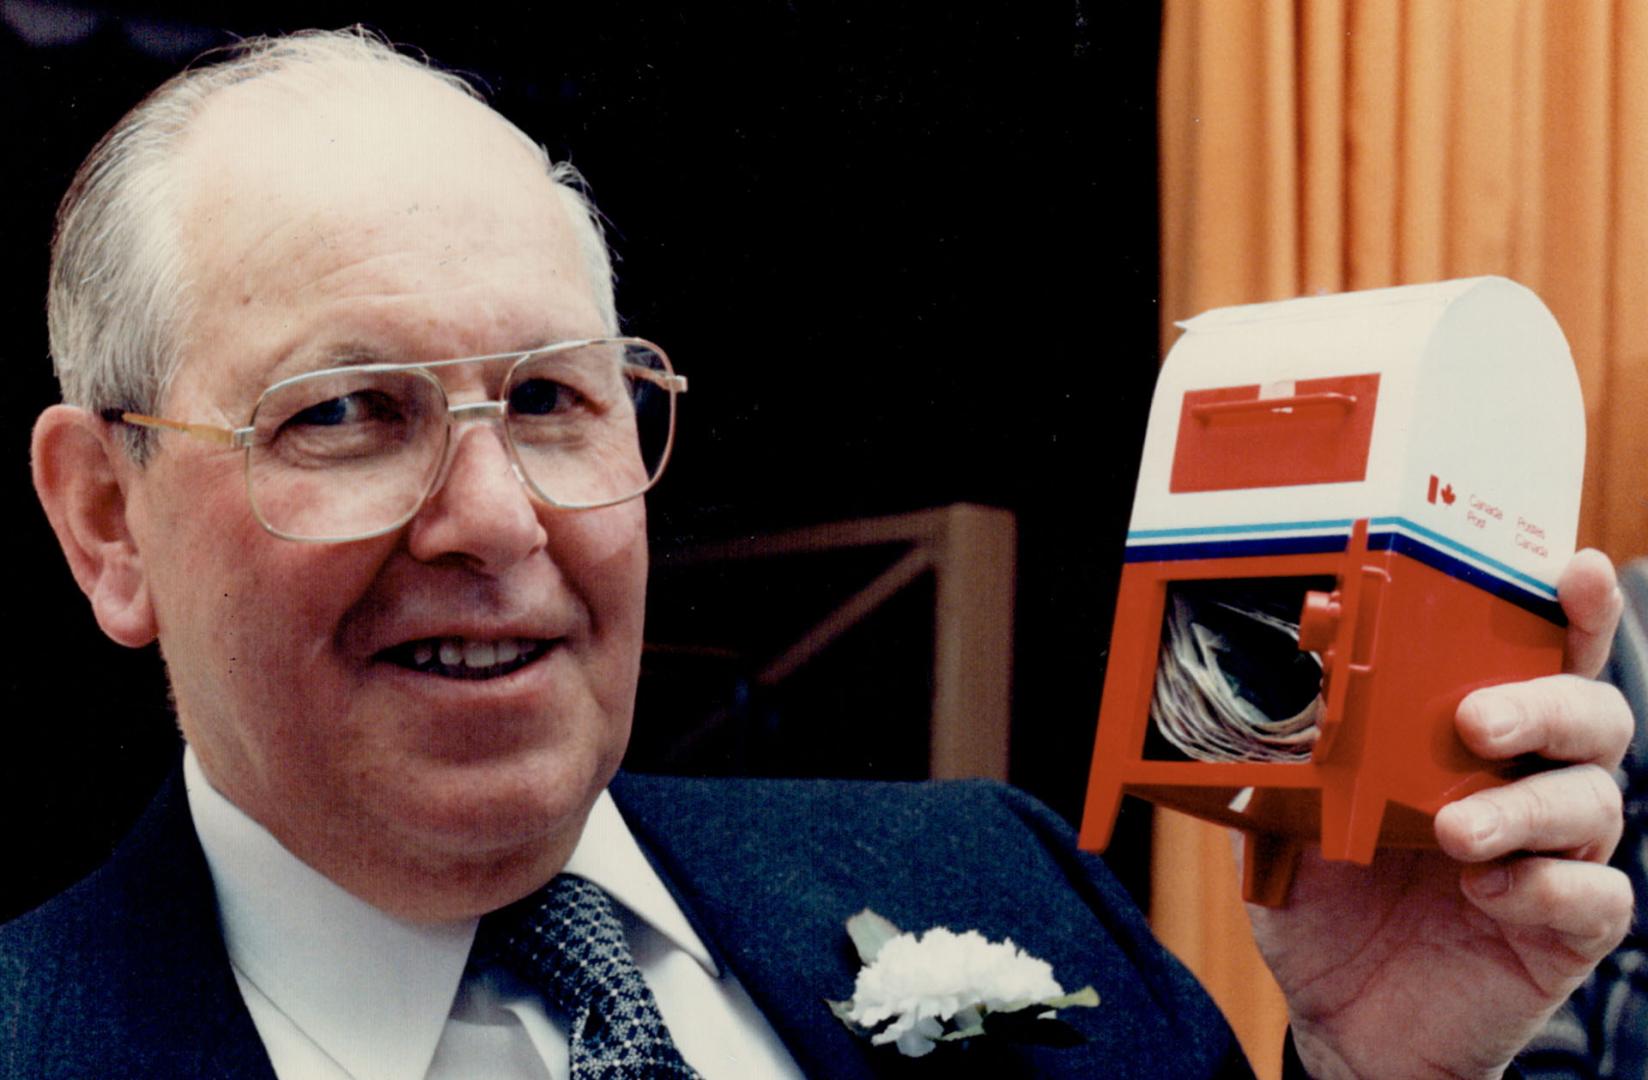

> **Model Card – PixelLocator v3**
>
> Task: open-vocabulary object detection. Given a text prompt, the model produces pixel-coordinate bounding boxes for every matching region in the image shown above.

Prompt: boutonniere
[827,909,1099,1058]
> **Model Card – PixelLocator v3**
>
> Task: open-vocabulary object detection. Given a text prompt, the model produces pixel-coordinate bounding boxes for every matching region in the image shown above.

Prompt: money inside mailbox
[1077,277,1585,905]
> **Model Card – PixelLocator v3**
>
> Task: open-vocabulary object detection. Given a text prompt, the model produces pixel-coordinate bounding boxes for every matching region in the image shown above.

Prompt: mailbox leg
[1077,779,1124,851]
[1240,828,1302,907]
[1320,778,1385,864]
[1320,779,1353,861]
[1343,788,1385,864]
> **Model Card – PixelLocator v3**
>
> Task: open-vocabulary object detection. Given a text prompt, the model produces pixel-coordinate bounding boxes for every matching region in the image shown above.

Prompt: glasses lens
[247,368,445,540]
[504,341,676,507]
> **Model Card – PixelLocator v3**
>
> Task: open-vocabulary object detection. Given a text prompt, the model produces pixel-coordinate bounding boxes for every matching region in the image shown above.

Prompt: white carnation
[844,926,1065,1057]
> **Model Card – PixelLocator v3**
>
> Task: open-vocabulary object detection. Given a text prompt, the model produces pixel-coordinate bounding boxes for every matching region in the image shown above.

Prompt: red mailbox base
[1078,519,1564,906]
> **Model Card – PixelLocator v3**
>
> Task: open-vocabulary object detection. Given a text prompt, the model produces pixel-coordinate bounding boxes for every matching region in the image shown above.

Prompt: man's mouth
[378,637,551,680]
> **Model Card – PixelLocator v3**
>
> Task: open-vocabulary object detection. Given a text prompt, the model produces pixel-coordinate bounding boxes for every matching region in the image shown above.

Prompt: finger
[1559,548,1623,677]
[1435,764,1623,863]
[1460,858,1633,979]
[1456,674,1632,770]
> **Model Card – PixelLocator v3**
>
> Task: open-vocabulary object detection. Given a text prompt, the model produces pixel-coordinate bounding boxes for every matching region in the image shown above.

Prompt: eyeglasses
[103,337,686,544]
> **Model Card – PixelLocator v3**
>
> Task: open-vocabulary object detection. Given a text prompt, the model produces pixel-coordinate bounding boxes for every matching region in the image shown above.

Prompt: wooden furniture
[649,503,1016,781]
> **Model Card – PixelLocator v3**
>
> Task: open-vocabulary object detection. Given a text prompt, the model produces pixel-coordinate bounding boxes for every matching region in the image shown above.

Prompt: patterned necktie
[472,874,700,1079]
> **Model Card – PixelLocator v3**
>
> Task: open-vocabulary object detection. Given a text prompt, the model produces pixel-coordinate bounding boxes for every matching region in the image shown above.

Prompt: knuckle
[1501,766,1621,852]
[1596,682,1634,755]
[1569,869,1634,953]
[1585,765,1624,818]
[1602,865,1635,918]
[1543,676,1585,742]
[1512,782,1557,839]
[1513,857,1562,910]
[1519,675,1632,764]
[1572,769,1625,861]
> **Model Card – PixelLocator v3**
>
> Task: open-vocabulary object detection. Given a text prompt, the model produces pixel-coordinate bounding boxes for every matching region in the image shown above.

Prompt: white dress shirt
[183,749,804,1079]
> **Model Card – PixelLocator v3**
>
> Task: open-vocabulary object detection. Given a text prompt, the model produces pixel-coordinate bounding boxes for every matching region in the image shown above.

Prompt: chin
[384,743,620,861]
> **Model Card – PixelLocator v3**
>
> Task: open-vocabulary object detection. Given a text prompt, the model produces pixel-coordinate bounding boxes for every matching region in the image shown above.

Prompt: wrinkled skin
[32,65,647,922]
[1250,548,1633,1079]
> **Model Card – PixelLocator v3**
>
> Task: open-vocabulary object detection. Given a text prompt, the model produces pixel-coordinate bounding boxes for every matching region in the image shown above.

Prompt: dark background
[0,1,1163,921]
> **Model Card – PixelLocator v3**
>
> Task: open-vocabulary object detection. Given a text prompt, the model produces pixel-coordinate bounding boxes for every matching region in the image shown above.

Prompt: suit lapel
[91,769,280,1077]
[3,766,277,1078]
[609,772,1256,1080]
[611,772,886,1079]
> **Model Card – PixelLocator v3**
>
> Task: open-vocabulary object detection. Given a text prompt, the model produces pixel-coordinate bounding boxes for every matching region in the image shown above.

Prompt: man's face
[120,69,648,919]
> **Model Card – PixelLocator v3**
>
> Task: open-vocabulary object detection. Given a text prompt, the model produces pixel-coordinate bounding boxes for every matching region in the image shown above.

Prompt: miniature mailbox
[1077,277,1585,905]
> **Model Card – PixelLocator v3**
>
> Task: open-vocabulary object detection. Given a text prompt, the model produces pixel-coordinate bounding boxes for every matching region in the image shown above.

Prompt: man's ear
[31,405,157,648]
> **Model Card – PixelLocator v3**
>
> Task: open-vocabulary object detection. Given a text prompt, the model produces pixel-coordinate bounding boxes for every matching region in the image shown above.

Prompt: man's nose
[404,424,547,572]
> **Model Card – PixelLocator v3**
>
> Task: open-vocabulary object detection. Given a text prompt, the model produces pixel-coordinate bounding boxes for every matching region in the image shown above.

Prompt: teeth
[407,637,536,671]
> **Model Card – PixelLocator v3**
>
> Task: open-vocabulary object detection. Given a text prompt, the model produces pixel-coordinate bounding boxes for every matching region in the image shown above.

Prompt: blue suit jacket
[0,767,1252,1078]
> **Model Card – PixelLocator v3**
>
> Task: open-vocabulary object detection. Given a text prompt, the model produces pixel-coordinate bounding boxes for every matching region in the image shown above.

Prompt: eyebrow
[257,341,385,380]
[301,343,400,369]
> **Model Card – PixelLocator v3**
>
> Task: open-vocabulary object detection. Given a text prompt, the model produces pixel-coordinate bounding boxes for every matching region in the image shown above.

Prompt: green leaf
[1043,986,1100,1009]
[937,1006,987,1040]
[845,908,903,965]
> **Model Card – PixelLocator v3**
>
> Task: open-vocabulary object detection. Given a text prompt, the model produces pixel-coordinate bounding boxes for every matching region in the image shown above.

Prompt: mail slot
[1171,374,1381,492]
[1078,277,1585,905]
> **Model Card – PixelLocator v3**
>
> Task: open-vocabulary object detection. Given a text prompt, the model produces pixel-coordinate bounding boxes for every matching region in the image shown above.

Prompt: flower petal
[845,908,904,965]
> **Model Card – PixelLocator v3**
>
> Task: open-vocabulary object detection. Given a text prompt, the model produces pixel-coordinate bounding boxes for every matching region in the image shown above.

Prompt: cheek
[137,461,249,638]
[556,498,648,564]
[549,502,650,627]
[144,471,390,683]
[157,531,394,800]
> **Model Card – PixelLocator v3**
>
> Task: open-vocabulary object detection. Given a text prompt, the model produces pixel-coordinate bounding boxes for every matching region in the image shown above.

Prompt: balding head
[31,28,654,921]
[47,28,616,461]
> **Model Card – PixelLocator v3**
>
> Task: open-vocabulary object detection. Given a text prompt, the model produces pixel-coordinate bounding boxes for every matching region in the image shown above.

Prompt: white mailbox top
[1126,277,1584,613]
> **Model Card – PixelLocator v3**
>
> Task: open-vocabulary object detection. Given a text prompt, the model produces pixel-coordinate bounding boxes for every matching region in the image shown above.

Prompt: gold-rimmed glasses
[102,337,686,543]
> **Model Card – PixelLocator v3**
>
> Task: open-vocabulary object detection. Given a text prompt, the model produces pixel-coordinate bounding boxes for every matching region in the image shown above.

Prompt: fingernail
[1470,865,1511,897]
[1461,691,1517,742]
[1479,705,1517,742]
[1466,804,1503,844]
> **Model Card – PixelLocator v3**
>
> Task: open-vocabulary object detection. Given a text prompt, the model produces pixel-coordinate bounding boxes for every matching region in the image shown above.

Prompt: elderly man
[0,30,1633,1080]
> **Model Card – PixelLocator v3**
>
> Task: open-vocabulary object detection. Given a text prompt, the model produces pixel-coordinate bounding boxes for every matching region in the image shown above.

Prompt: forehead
[170,63,601,404]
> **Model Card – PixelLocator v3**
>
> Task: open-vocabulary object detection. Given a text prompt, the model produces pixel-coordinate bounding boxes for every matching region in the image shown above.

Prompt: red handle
[1190,392,1358,421]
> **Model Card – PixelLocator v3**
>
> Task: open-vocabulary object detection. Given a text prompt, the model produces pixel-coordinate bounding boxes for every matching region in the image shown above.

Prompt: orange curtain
[1154,3,1648,1077]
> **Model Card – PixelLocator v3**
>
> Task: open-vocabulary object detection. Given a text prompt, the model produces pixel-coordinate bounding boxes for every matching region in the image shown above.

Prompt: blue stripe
[1124,534,1351,563]
[1128,519,1357,540]
[1367,532,1565,625]
[1125,516,1563,624]
[1368,516,1557,598]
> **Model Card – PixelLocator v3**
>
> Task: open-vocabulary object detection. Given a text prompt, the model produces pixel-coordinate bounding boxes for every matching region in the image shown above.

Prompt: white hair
[47,27,618,460]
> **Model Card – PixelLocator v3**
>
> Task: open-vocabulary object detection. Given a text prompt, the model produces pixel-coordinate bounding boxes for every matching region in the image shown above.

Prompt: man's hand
[1247,549,1634,1080]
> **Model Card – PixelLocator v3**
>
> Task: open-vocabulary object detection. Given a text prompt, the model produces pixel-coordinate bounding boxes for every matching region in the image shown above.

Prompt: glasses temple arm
[101,409,242,447]
[625,364,688,394]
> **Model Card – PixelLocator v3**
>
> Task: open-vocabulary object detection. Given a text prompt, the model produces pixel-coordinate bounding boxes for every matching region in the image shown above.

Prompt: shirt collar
[564,787,718,977]
[184,748,717,1080]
